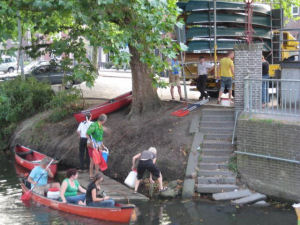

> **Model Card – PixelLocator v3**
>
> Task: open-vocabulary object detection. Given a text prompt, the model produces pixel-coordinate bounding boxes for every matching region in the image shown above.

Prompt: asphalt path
[77,70,201,101]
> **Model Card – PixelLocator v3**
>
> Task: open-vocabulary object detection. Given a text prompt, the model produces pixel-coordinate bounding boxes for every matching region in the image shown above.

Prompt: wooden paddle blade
[21,190,32,201]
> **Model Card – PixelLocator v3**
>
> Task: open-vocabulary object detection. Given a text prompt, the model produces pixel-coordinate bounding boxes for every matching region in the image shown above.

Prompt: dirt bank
[10,101,194,181]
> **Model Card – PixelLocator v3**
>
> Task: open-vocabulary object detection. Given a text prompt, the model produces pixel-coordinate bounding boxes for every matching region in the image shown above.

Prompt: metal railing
[244,77,300,116]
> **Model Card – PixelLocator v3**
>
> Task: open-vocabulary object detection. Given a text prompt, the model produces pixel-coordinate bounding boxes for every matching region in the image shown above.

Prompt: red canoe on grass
[20,182,136,223]
[14,145,58,176]
[73,91,132,123]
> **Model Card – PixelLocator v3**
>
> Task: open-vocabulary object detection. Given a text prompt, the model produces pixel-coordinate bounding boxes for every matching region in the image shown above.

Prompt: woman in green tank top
[60,168,86,205]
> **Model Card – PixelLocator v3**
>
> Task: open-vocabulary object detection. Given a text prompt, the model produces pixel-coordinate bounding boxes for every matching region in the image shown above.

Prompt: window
[4,58,12,63]
[292,6,299,16]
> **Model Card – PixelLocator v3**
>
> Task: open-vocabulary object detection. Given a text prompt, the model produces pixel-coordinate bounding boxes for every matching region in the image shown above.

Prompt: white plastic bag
[124,170,137,188]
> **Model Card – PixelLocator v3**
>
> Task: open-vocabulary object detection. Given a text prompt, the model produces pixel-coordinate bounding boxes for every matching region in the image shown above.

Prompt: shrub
[0,77,54,150]
[46,88,81,123]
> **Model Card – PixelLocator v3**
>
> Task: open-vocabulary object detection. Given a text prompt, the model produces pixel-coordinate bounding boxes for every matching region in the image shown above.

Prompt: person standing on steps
[197,56,213,100]
[77,113,93,172]
[131,147,167,193]
[217,51,235,104]
[169,58,183,101]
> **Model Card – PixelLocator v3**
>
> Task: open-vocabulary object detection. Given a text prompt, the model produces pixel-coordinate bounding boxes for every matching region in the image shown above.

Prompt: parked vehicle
[25,62,81,88]
[0,55,17,73]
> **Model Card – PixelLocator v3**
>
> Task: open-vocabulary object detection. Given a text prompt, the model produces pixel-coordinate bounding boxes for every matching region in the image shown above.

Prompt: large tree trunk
[128,45,161,117]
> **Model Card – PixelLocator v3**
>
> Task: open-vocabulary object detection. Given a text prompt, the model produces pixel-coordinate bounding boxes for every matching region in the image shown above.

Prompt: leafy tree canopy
[0,0,183,88]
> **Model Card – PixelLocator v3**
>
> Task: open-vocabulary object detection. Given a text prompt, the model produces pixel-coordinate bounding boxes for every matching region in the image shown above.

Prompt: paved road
[76,70,201,101]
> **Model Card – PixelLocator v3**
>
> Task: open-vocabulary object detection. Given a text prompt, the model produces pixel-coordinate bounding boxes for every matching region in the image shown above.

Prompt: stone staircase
[196,108,238,194]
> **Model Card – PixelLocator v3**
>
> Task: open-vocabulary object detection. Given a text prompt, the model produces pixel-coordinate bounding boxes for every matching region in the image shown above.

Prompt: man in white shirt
[197,56,212,100]
[77,113,93,171]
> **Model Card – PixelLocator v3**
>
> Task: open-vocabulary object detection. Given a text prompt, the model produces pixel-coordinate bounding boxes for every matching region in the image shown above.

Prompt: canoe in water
[14,144,58,176]
[20,181,136,223]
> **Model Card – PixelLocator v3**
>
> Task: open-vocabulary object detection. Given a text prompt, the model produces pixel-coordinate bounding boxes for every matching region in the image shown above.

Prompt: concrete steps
[201,155,230,163]
[198,176,236,185]
[199,162,228,170]
[201,109,234,116]
[195,108,236,196]
[200,127,234,134]
[200,121,234,128]
[200,115,234,122]
[212,189,252,201]
[202,141,234,150]
[202,148,233,156]
[204,134,232,141]
[232,193,267,205]
[197,184,238,193]
[198,170,234,177]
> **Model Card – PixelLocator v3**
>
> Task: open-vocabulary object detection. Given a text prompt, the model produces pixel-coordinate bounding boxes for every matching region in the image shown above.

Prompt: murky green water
[0,153,296,225]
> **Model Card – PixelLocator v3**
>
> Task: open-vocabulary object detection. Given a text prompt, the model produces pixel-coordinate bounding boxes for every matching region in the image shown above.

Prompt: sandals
[159,187,168,192]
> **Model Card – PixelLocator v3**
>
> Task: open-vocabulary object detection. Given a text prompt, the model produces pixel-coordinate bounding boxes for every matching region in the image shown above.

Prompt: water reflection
[0,152,297,225]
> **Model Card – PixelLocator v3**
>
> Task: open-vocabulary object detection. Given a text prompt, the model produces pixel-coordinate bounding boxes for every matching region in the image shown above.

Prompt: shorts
[169,74,180,86]
[91,137,102,149]
[137,159,160,180]
[220,77,233,92]
[33,184,51,195]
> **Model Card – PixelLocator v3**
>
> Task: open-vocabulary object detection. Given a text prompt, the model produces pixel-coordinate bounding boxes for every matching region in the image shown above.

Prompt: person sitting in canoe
[28,157,60,195]
[86,173,115,207]
[86,114,109,179]
[60,168,86,205]
[132,147,167,193]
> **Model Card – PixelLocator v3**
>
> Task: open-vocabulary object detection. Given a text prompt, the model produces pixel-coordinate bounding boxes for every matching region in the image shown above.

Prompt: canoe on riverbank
[20,181,136,223]
[14,145,58,176]
[73,91,132,123]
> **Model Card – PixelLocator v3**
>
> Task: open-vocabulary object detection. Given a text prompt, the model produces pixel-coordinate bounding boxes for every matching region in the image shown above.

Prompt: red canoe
[73,91,132,123]
[14,145,58,176]
[20,182,136,223]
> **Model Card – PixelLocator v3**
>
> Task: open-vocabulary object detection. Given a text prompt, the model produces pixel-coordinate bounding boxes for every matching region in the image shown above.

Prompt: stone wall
[234,43,262,111]
[237,113,300,202]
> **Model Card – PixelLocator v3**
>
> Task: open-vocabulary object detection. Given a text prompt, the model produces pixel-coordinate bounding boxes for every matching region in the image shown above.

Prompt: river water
[0,153,296,225]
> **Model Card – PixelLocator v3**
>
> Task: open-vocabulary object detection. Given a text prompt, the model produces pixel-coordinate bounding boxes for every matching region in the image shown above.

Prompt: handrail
[235,151,300,164]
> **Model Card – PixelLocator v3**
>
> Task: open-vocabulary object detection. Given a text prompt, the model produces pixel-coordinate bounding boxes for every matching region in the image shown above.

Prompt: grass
[228,155,238,173]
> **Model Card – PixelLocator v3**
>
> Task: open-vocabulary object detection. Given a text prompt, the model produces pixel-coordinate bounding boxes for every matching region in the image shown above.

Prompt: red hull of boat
[73,91,132,123]
[21,183,135,223]
[14,145,58,176]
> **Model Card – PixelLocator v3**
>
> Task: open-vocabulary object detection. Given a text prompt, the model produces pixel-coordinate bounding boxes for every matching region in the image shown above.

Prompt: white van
[0,56,17,73]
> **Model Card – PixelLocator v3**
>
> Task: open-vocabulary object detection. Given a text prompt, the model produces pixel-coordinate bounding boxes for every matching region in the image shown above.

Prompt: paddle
[21,158,54,201]
[171,99,209,117]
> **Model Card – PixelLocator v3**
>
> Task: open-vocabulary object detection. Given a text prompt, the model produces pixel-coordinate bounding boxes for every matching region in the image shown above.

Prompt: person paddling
[27,157,60,195]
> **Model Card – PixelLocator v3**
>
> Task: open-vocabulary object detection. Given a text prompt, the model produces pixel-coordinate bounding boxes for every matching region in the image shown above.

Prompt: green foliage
[228,155,238,173]
[46,88,81,123]
[0,0,183,88]
[0,77,54,150]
